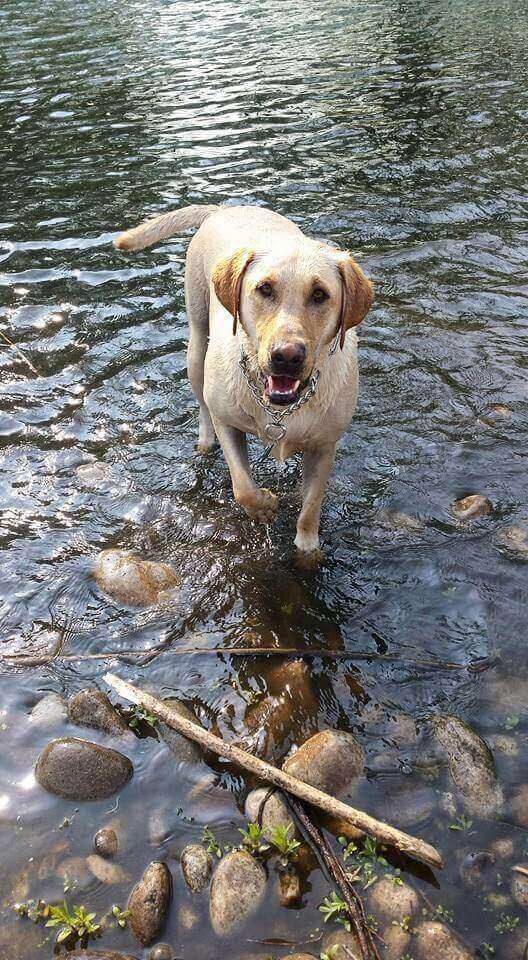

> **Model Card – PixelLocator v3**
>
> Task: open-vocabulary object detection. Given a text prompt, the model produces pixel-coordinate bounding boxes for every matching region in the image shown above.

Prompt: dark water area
[1,0,528,956]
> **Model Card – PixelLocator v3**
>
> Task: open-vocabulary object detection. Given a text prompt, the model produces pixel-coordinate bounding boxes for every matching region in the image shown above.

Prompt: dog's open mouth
[264,374,301,406]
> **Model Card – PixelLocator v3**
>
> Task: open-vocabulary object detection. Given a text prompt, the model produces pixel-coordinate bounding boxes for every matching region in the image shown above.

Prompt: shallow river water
[1,0,528,957]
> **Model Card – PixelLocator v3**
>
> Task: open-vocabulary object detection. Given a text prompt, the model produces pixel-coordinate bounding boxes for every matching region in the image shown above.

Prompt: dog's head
[212,240,374,405]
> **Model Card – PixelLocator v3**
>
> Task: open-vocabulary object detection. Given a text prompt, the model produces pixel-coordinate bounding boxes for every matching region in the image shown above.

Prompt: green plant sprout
[202,826,223,858]
[449,815,473,832]
[504,715,520,730]
[320,945,339,960]
[338,835,393,890]
[269,823,301,866]
[128,705,157,730]
[494,914,520,934]
[238,821,270,856]
[319,891,351,931]
[44,902,100,945]
[111,904,130,929]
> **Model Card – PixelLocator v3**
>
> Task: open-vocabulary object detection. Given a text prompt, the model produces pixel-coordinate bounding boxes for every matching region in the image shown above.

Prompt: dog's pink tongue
[267,375,299,394]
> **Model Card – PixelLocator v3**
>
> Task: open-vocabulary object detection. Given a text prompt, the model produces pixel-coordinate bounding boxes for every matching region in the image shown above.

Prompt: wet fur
[115,205,373,553]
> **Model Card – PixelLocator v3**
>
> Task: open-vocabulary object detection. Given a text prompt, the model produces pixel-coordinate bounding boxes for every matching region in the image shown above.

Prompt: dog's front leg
[295,444,336,553]
[213,420,278,524]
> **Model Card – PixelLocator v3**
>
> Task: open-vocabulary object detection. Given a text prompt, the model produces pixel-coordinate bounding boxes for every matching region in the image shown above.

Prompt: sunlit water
[1,0,528,957]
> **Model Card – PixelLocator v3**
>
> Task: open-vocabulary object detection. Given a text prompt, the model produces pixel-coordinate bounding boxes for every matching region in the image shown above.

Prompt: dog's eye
[311,287,329,304]
[257,282,274,298]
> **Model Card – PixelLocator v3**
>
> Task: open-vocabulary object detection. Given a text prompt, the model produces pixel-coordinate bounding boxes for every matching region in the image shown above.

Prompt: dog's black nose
[270,342,306,371]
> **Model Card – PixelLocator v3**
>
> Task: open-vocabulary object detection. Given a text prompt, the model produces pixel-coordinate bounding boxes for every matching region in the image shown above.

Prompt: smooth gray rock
[283,729,363,796]
[209,850,266,936]
[68,689,131,738]
[157,699,203,763]
[433,715,504,817]
[245,787,298,841]
[29,692,67,728]
[180,843,213,892]
[35,738,133,801]
[128,861,172,946]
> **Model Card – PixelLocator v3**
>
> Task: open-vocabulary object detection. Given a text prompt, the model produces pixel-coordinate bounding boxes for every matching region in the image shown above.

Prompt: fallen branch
[103,672,444,871]
[2,646,496,674]
[286,792,381,960]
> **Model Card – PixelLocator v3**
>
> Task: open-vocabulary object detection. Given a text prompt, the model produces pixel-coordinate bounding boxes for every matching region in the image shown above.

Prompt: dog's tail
[114,204,218,252]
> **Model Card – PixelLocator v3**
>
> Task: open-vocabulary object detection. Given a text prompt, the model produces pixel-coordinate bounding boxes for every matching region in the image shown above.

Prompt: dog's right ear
[212,248,255,336]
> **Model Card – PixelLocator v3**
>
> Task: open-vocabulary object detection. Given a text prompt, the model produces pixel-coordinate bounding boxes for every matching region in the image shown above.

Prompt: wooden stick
[103,672,443,871]
[2,647,496,674]
[286,793,381,960]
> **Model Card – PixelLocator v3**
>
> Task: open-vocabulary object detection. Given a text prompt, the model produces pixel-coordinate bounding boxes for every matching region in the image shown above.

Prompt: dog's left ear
[212,247,255,336]
[336,253,374,349]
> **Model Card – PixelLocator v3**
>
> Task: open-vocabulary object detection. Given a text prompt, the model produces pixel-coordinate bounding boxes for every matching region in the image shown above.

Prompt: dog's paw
[196,438,218,454]
[238,487,278,524]
[294,529,320,554]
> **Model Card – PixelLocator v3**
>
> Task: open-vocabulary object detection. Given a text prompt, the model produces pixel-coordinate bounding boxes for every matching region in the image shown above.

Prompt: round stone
[93,827,118,858]
[35,738,133,801]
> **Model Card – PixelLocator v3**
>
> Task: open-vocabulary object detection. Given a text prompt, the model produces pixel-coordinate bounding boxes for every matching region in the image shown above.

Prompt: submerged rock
[68,689,131,738]
[94,549,180,606]
[510,784,528,827]
[432,715,503,817]
[265,658,318,710]
[93,826,118,858]
[278,868,301,906]
[86,854,129,885]
[35,738,133,801]
[459,850,496,890]
[56,856,93,892]
[245,787,298,842]
[451,494,492,520]
[413,920,473,959]
[380,778,436,828]
[29,692,67,728]
[180,843,213,892]
[283,729,364,795]
[490,837,515,860]
[367,876,420,924]
[209,850,266,937]
[128,861,172,946]
[178,902,199,933]
[242,692,300,757]
[158,699,203,763]
[381,922,411,960]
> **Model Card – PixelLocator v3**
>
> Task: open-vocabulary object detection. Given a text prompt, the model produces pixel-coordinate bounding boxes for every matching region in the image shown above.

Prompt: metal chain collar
[238,330,340,460]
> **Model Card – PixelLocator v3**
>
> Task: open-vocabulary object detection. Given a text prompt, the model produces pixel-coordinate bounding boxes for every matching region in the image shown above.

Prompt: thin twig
[0,328,42,377]
[285,793,381,960]
[1,646,497,674]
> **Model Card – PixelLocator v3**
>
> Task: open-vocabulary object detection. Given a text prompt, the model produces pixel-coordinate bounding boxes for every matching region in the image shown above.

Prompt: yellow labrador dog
[115,205,373,554]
